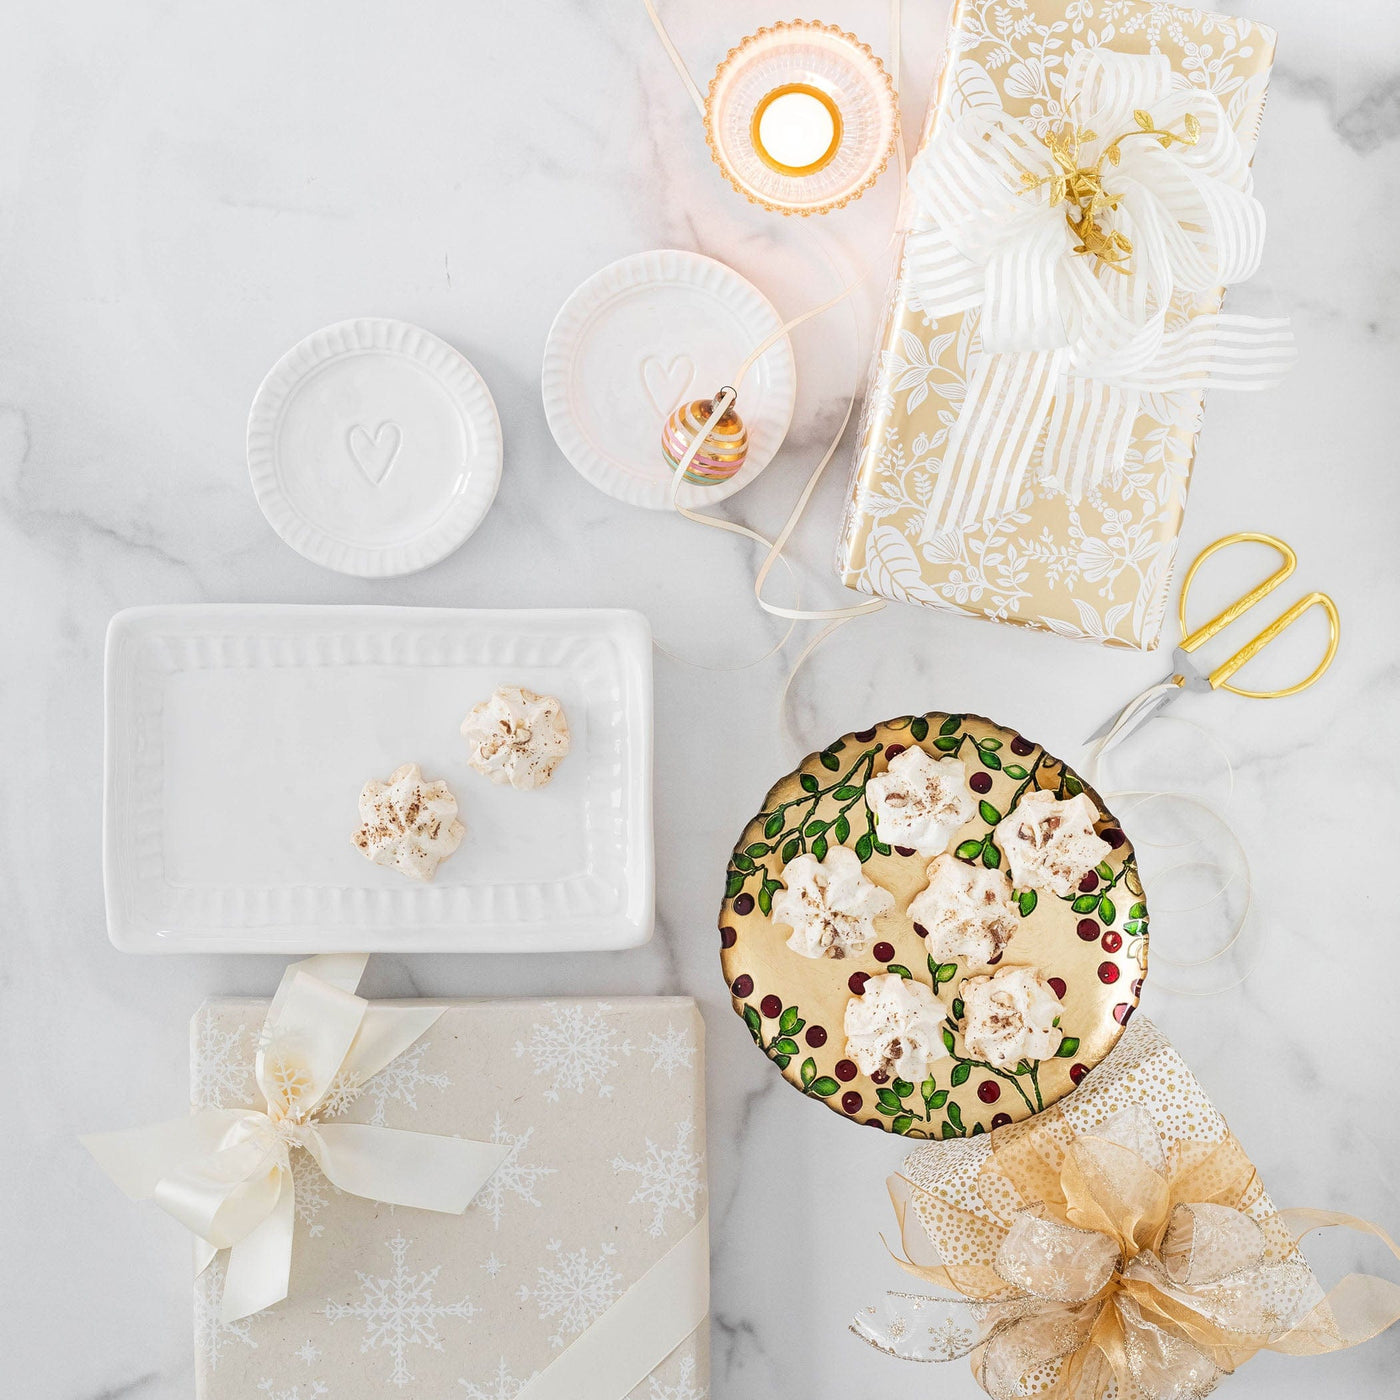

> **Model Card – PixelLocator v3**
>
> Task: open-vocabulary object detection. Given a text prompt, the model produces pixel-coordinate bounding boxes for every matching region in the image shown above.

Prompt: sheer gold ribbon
[852,1103,1400,1397]
[81,954,511,1323]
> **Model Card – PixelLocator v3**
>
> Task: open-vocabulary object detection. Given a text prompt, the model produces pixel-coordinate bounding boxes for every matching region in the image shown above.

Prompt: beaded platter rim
[717,711,1149,1138]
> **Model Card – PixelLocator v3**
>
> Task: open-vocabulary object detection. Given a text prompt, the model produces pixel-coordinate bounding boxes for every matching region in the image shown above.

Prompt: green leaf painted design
[940,716,961,736]
[854,833,874,862]
[979,749,1002,771]
[1058,1037,1081,1057]
[934,735,960,752]
[910,716,930,742]
[1004,764,1028,779]
[809,1077,840,1098]
[800,772,820,793]
[800,1056,817,1088]
[955,839,984,860]
[820,751,841,771]
[1072,894,1099,914]
[725,874,744,898]
[886,964,913,979]
[1098,895,1116,924]
[833,785,861,801]
[1064,774,1084,796]
[780,1006,803,1035]
[892,1114,914,1135]
[979,738,1002,751]
[942,1026,956,1054]
[946,1101,964,1131]
[757,884,774,916]
[773,1037,800,1056]
[812,835,829,862]
[981,843,1002,869]
[743,1005,762,1035]
[893,1078,915,1099]
[950,1062,971,1087]
[833,814,851,843]
[929,1088,949,1110]
[744,842,768,858]
[763,812,784,839]
[877,1087,903,1112]
[978,800,1002,825]
[1018,889,1038,917]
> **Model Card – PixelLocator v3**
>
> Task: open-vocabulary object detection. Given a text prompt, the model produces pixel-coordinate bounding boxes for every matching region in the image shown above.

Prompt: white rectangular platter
[104,605,653,953]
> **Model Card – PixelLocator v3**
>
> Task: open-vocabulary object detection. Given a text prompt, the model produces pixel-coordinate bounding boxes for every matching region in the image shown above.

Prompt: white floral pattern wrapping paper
[836,0,1277,648]
[190,997,708,1400]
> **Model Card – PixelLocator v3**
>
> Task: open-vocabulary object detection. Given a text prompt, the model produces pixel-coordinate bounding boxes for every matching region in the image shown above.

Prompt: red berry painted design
[760,994,782,1019]
[987,952,1003,965]
[1114,1002,1132,1025]
[1101,930,1122,954]
[720,925,737,948]
[970,771,993,794]
[1097,961,1120,985]
[1102,828,1126,849]
[731,974,754,998]
[805,1025,828,1048]
[841,1091,863,1114]
[835,1059,858,1082]
[1048,977,1067,999]
[872,942,895,963]
[885,743,906,759]
[894,845,916,858]
[977,1081,1000,1104]
[848,971,870,995]
[1078,871,1099,893]
[991,1112,1012,1128]
[854,727,878,742]
[865,1118,884,1129]
[870,1069,890,1085]
[733,893,755,916]
[1010,736,1034,756]
[1077,919,1099,941]
[1070,1063,1088,1084]
[912,922,929,940]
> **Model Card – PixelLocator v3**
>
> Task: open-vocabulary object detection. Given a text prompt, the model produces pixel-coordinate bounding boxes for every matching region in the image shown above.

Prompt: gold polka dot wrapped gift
[850,1016,1400,1399]
[661,394,749,485]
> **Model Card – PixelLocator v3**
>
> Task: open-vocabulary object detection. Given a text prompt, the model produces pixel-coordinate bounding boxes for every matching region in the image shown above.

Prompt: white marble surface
[3,2,1399,1396]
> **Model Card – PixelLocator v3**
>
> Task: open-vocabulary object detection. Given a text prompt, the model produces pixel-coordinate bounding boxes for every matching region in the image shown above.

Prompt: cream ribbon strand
[81,954,511,1323]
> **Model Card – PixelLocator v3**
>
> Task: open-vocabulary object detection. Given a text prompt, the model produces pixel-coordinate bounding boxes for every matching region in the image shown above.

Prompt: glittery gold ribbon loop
[82,954,512,1324]
[853,1102,1400,1398]
[904,46,1295,538]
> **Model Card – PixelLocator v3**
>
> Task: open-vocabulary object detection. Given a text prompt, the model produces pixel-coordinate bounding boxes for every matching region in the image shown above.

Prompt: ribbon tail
[1043,376,1138,500]
[921,348,1061,542]
[516,1214,709,1400]
[305,1122,511,1214]
[220,1164,295,1323]
[337,1003,445,1089]
[80,1110,255,1200]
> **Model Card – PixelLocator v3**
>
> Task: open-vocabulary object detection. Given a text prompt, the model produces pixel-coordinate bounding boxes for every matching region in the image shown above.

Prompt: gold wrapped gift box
[836,0,1278,649]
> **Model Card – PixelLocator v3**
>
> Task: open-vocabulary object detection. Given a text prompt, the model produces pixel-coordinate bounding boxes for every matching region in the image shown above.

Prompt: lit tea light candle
[752,84,842,175]
[705,20,898,216]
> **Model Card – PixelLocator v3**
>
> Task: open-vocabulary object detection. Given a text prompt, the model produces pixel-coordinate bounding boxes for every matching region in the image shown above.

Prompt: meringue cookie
[843,973,952,1082]
[353,763,466,882]
[994,790,1112,897]
[958,966,1065,1069]
[461,685,571,791]
[910,854,1019,967]
[865,747,976,856]
[771,846,894,960]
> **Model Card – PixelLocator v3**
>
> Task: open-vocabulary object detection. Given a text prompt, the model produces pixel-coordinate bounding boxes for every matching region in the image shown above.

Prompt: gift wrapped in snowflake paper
[837,0,1293,648]
[852,1016,1400,1398]
[174,972,709,1399]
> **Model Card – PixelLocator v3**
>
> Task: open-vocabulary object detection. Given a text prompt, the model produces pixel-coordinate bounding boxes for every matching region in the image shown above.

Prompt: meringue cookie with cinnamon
[352,763,466,882]
[865,746,976,856]
[994,789,1112,897]
[910,854,1019,967]
[461,685,571,791]
[771,846,894,960]
[958,965,1065,1069]
[843,973,952,1082]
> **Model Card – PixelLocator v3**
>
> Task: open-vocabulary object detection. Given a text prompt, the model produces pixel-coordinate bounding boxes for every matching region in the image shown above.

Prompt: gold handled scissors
[1086,532,1340,749]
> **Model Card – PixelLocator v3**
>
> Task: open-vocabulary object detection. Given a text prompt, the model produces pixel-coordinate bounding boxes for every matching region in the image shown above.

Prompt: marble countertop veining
[2,2,1398,1397]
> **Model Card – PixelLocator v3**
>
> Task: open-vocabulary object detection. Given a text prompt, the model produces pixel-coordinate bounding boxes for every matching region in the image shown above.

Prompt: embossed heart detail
[346,421,402,486]
[640,354,696,417]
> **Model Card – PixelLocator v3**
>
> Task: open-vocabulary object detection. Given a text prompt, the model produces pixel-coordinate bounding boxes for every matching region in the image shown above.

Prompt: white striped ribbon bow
[904,47,1294,540]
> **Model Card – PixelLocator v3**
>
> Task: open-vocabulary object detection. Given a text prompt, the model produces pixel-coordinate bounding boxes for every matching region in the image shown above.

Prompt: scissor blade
[1084,674,1183,745]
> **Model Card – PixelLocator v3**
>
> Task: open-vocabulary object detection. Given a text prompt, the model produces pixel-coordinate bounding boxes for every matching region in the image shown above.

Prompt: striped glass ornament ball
[661,393,749,486]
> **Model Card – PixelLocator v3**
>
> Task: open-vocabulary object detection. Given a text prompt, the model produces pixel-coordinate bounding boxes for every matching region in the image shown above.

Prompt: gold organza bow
[82,954,511,1323]
[852,1102,1400,1398]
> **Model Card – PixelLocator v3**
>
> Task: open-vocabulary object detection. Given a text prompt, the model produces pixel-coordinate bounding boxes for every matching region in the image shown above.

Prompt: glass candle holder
[704,20,899,216]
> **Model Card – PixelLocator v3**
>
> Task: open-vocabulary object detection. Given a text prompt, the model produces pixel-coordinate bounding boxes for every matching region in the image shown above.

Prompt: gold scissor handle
[1178,532,1340,698]
[1207,591,1340,698]
[1178,532,1296,653]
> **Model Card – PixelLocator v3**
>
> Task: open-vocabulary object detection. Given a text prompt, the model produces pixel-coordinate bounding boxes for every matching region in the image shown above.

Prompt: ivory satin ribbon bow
[82,953,511,1323]
[852,1103,1400,1398]
[905,47,1294,539]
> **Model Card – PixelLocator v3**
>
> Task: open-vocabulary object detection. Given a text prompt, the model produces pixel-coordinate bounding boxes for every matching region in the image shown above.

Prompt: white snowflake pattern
[291,1151,335,1237]
[256,1382,328,1400]
[648,1354,708,1400]
[326,1040,451,1127]
[643,1023,696,1080]
[515,1003,633,1101]
[294,1340,322,1367]
[612,1120,704,1238]
[191,1007,255,1110]
[193,1257,258,1370]
[321,1232,477,1386]
[472,1114,556,1229]
[481,1254,504,1278]
[517,1240,622,1348]
[458,1357,530,1399]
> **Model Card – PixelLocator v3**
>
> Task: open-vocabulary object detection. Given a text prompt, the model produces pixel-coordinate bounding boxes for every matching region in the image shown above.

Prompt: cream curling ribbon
[905,46,1295,540]
[81,953,513,1323]
[850,1097,1400,1399]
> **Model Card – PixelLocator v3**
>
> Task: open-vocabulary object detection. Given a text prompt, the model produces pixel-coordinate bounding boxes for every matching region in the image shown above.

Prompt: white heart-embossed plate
[247,319,503,577]
[541,249,797,509]
[103,605,653,953]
